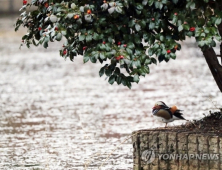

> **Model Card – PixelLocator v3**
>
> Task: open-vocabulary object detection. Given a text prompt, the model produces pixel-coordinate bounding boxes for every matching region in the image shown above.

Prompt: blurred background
[0,0,22,14]
[0,1,222,170]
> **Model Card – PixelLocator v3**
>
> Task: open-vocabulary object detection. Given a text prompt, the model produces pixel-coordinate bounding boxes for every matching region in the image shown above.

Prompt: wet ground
[0,16,222,170]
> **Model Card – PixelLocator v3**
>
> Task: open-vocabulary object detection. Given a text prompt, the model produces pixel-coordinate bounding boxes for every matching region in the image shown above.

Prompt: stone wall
[132,129,221,170]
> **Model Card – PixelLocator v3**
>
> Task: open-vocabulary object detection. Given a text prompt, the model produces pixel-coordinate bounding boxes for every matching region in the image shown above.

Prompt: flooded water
[0,16,222,170]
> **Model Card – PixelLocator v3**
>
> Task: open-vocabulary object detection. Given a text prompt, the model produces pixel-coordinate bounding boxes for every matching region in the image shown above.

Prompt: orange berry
[87,9,92,14]
[174,45,178,50]
[44,2,49,8]
[74,15,79,19]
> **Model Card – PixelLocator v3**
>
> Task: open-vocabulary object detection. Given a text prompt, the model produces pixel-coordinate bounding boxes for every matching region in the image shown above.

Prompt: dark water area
[0,16,221,170]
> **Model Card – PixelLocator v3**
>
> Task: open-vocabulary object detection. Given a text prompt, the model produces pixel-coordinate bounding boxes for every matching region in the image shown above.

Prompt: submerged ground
[0,16,222,170]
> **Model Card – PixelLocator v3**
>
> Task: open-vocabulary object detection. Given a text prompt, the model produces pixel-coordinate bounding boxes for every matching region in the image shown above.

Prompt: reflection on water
[0,16,222,170]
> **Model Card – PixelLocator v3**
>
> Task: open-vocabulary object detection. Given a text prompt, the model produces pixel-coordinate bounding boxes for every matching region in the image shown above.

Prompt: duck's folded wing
[155,109,172,120]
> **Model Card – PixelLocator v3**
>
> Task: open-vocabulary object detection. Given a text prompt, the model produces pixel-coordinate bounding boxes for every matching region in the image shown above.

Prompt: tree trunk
[202,21,222,92]
[203,47,222,92]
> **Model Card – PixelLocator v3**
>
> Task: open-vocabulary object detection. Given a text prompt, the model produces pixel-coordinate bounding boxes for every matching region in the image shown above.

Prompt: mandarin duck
[152,101,186,127]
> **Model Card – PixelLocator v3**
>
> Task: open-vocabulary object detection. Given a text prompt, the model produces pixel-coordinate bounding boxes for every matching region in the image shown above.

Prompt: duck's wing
[154,109,172,120]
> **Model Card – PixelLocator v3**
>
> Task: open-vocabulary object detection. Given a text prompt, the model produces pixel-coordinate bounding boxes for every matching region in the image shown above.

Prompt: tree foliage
[15,0,222,88]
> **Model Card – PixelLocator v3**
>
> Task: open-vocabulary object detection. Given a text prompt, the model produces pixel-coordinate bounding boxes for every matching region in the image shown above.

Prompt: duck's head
[152,101,168,110]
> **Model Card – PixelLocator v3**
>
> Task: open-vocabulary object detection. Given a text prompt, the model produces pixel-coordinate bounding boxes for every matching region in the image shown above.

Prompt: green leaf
[133,74,140,83]
[129,20,136,27]
[190,2,195,10]
[148,48,154,56]
[56,33,62,41]
[142,66,150,74]
[172,0,178,4]
[160,35,164,41]
[149,35,155,44]
[100,52,106,60]
[142,0,148,5]
[22,35,28,40]
[93,33,99,40]
[127,42,135,49]
[90,56,97,63]
[99,67,105,77]
[151,58,157,64]
[32,0,37,4]
[115,6,123,13]
[136,4,143,11]
[215,35,221,41]
[215,18,222,25]
[197,18,205,27]
[133,60,141,68]
[183,24,190,31]
[148,0,154,6]
[32,39,38,46]
[145,58,151,64]
[134,35,141,44]
[210,40,216,47]
[80,6,84,12]
[84,55,90,63]
[79,35,85,41]
[178,25,183,32]
[172,16,178,24]
[140,20,146,28]
[126,48,133,55]
[155,1,163,9]
[108,75,116,85]
[108,7,115,14]
[114,67,120,75]
[135,24,141,31]
[170,53,176,59]
[99,44,106,51]
[43,41,48,48]
[149,22,155,29]
[86,35,92,42]
[126,80,132,89]
[198,41,205,47]
[105,68,112,76]
[116,76,122,85]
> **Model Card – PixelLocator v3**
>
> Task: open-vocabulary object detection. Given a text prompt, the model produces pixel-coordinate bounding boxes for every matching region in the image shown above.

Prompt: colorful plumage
[152,101,186,127]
